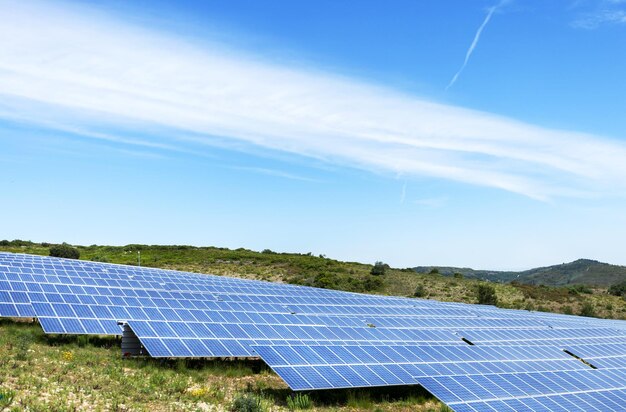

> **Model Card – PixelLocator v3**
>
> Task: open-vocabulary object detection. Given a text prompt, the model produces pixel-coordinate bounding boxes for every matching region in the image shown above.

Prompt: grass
[0,241,625,409]
[2,241,625,320]
[0,319,443,411]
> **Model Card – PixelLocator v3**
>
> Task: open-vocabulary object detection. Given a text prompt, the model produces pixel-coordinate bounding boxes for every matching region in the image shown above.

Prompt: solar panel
[566,344,626,370]
[253,344,592,390]
[459,327,626,346]
[1,251,626,411]
[418,368,626,412]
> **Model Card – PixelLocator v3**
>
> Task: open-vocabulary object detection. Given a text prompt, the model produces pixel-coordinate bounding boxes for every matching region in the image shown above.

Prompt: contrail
[446,1,507,90]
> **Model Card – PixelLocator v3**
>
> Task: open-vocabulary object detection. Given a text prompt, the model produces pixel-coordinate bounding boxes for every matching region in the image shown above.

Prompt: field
[1,241,625,410]
[2,242,625,320]
[0,320,447,411]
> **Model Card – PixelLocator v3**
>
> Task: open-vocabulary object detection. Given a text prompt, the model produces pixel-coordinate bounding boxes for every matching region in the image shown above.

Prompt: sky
[1,0,626,270]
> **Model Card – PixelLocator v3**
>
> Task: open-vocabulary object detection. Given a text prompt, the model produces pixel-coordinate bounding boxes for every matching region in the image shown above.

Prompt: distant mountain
[413,259,626,287]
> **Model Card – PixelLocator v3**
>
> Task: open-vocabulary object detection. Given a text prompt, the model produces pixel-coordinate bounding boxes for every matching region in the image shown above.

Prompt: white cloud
[446,0,509,90]
[2,1,626,200]
[229,166,320,182]
[572,0,626,28]
[573,9,626,28]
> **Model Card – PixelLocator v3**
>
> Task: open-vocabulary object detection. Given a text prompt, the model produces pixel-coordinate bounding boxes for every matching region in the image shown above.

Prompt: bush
[363,276,383,291]
[429,268,440,275]
[413,284,425,298]
[231,393,262,412]
[0,388,16,409]
[568,284,592,295]
[370,261,387,276]
[477,284,498,305]
[49,243,80,259]
[287,393,312,410]
[579,302,596,317]
[608,280,626,297]
[312,273,339,290]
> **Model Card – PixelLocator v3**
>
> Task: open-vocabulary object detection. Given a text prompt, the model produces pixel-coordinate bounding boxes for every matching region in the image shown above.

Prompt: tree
[477,284,498,305]
[579,302,596,317]
[608,280,626,297]
[414,284,426,298]
[49,243,80,259]
[370,261,387,276]
[429,267,440,275]
[363,275,383,291]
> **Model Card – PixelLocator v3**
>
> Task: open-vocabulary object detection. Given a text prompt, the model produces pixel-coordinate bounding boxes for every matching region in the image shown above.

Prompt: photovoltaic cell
[1,252,626,411]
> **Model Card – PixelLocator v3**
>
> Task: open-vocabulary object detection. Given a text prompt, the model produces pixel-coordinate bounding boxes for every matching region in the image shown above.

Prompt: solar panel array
[1,252,626,411]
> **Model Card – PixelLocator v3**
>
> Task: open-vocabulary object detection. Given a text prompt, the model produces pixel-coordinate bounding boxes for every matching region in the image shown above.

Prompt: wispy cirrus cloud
[446,0,509,90]
[230,166,320,182]
[572,0,626,28]
[2,1,626,201]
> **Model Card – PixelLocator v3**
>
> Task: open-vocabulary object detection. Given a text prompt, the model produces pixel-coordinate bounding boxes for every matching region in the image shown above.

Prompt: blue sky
[2,0,626,270]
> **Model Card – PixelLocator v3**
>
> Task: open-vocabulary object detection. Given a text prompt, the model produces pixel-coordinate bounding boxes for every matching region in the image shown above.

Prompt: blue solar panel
[253,344,593,390]
[566,343,626,370]
[2,251,626,411]
[418,368,626,412]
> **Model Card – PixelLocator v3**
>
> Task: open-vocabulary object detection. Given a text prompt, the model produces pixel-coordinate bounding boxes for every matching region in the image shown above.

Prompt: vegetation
[287,393,312,410]
[477,284,498,306]
[608,280,626,297]
[414,258,626,287]
[371,261,388,276]
[0,319,444,411]
[0,387,15,409]
[49,242,80,259]
[0,241,625,409]
[579,301,596,317]
[1,240,625,320]
[231,393,263,412]
[414,284,426,298]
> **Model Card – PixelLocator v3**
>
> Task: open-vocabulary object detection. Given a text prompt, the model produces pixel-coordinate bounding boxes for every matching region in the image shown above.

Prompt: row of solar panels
[2,252,626,412]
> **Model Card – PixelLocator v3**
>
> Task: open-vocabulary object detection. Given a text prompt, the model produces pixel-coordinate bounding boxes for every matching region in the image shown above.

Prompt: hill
[1,240,625,320]
[414,259,626,287]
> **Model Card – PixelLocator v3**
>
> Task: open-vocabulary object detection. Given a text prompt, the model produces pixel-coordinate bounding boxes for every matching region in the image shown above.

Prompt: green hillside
[415,259,626,287]
[1,240,625,320]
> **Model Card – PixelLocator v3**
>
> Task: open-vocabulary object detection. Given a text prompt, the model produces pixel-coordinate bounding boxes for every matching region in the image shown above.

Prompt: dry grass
[0,320,444,411]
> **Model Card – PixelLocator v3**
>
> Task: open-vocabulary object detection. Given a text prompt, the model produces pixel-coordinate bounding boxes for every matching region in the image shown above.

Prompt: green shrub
[15,332,33,361]
[286,393,312,410]
[0,388,16,409]
[568,284,592,295]
[231,393,263,412]
[608,280,626,297]
[477,284,498,305]
[312,273,339,290]
[370,261,387,276]
[414,284,426,298]
[580,302,596,317]
[49,243,80,259]
[363,275,383,291]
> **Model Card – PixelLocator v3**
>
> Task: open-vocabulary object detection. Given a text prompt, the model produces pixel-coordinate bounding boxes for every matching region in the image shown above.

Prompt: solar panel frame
[2,251,626,411]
